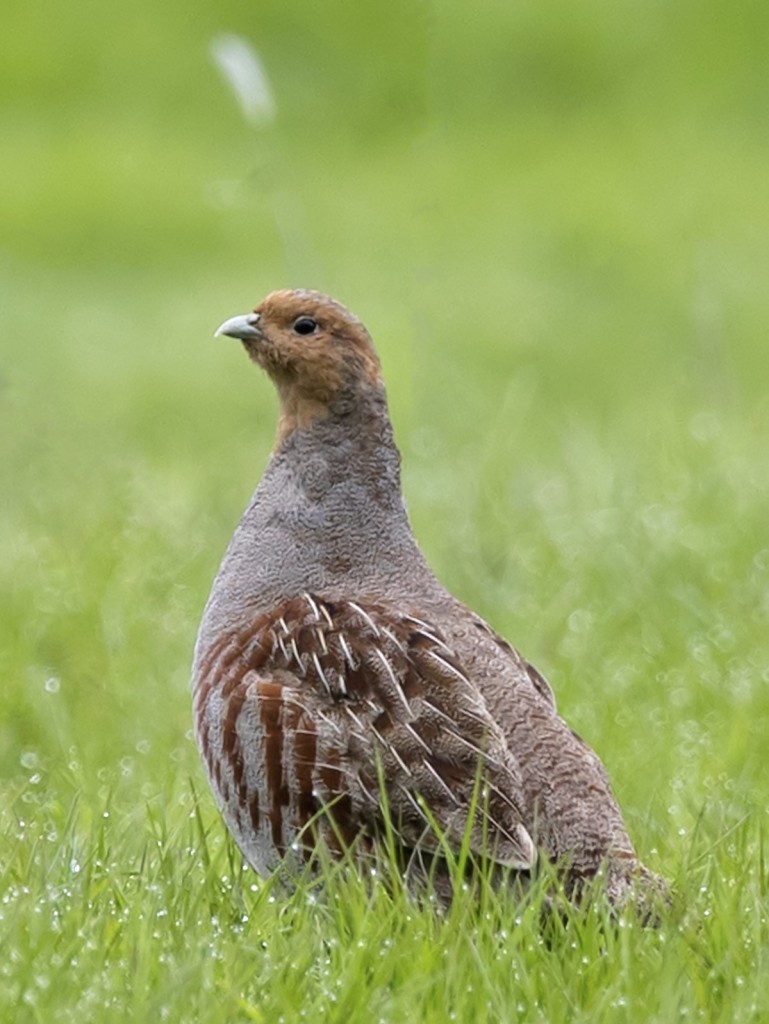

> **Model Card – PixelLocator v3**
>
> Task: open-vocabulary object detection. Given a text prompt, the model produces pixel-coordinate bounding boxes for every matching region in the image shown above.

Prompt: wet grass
[1,772,767,1022]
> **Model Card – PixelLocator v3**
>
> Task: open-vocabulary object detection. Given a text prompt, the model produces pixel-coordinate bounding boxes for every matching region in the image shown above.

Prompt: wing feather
[194,593,536,875]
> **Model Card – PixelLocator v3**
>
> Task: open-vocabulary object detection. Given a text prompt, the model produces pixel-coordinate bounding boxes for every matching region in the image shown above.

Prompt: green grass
[2,0,769,1019]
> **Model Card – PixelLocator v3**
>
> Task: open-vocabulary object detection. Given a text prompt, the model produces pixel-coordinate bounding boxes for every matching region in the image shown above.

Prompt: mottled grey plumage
[192,288,665,911]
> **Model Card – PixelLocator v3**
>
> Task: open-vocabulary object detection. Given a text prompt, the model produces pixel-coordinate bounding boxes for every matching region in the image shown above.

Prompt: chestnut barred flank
[194,594,536,875]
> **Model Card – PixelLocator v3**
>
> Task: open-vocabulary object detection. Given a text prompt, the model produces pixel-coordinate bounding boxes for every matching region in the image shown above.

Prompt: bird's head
[215,289,384,442]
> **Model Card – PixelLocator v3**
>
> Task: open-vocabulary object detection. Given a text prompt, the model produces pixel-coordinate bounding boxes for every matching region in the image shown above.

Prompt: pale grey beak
[214,312,262,340]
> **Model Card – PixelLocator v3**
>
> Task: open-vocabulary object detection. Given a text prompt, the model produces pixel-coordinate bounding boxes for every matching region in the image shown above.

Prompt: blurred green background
[3,0,765,1011]
[2,0,768,960]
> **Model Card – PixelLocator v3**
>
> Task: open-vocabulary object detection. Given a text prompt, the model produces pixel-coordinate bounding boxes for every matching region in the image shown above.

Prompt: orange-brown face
[215,289,383,440]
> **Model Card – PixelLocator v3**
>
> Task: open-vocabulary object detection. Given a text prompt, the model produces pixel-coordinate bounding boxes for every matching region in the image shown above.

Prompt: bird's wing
[194,593,536,872]
[521,658,557,708]
[467,614,557,709]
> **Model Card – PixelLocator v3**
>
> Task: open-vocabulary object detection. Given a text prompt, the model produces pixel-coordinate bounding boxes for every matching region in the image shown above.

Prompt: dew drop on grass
[44,676,61,693]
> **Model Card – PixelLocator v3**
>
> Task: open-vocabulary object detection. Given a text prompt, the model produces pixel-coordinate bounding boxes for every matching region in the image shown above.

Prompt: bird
[192,288,665,912]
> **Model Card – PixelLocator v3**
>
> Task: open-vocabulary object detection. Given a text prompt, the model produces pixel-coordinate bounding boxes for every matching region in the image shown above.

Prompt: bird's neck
[271,396,405,513]
[259,400,416,568]
[196,396,435,654]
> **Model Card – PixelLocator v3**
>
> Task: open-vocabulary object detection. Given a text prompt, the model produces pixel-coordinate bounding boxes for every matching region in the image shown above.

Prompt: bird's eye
[292,316,318,336]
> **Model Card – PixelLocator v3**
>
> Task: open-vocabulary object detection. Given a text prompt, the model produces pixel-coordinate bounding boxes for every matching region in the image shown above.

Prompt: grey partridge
[192,289,664,909]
